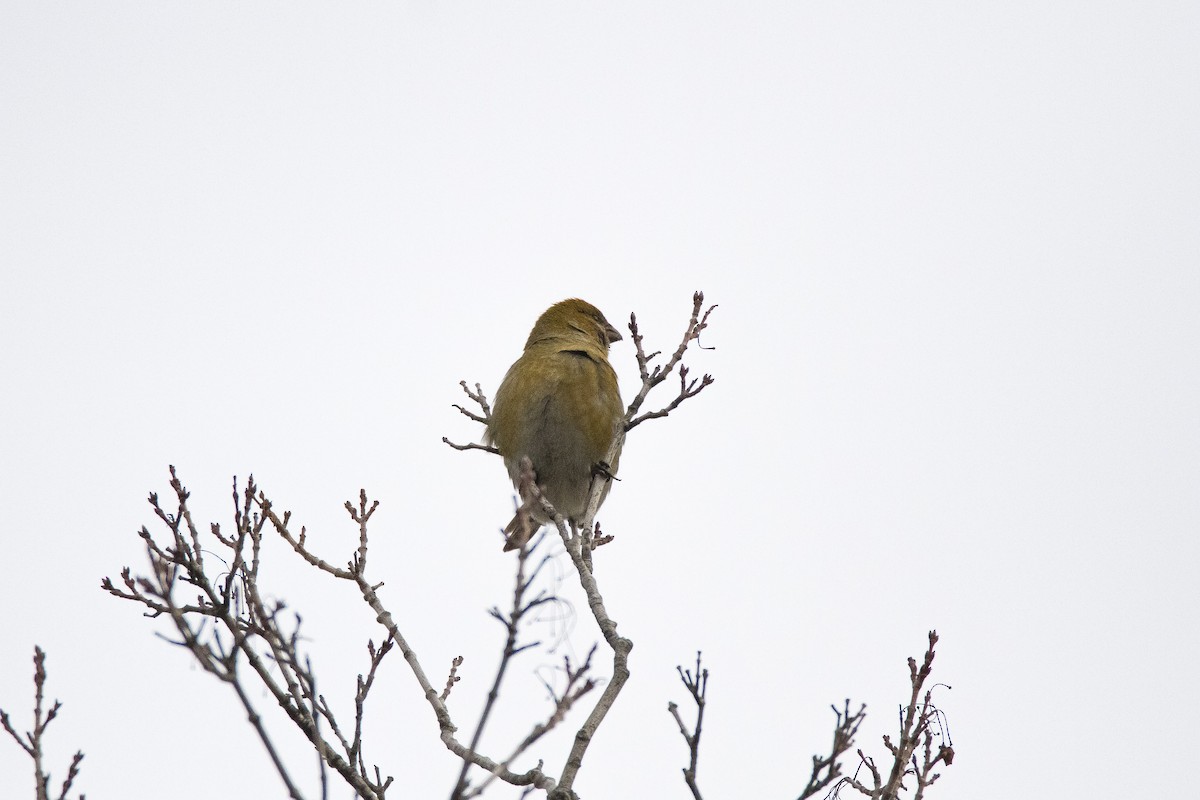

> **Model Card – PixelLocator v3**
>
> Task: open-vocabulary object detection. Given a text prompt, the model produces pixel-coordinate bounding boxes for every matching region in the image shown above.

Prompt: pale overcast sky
[2,3,1198,799]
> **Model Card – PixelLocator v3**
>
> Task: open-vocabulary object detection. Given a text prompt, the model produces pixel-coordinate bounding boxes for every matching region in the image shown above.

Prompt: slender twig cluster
[103,470,598,799]
[444,382,500,454]
[0,648,85,800]
[451,535,559,799]
[102,469,393,799]
[625,290,717,431]
[667,655,867,800]
[840,631,954,800]
[667,634,953,800]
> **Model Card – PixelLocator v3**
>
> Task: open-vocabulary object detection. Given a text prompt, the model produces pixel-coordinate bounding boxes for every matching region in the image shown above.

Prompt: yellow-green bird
[486,299,625,551]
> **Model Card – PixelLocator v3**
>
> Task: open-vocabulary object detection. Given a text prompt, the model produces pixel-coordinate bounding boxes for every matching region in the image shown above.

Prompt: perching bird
[485,298,625,551]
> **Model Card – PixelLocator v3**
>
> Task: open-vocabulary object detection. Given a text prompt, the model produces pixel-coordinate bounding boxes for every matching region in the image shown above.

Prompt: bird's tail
[502,508,541,551]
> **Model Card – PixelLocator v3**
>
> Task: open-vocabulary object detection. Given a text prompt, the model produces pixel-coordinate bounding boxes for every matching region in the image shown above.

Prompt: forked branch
[0,647,85,800]
[841,631,954,800]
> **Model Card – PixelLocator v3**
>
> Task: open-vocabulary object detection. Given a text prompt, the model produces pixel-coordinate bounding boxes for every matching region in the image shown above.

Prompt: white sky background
[2,3,1198,798]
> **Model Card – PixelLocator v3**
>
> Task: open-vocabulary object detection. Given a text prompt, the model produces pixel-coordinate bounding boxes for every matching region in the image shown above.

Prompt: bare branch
[0,647,85,800]
[444,382,501,452]
[840,631,954,800]
[668,651,708,800]
[442,438,501,454]
[625,291,717,431]
[547,431,634,799]
[105,469,394,800]
[626,363,715,430]
[451,536,550,799]
[465,645,599,799]
[261,489,554,793]
[455,381,493,423]
[795,699,865,800]
[440,656,465,702]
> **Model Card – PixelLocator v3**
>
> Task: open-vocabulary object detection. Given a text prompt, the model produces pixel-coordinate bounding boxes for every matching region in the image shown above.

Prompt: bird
[485,298,625,551]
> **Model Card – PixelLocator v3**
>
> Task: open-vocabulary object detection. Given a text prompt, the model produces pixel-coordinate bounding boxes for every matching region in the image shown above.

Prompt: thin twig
[445,381,500,451]
[0,647,86,800]
[667,651,708,800]
[795,699,866,800]
[625,291,717,431]
[451,537,549,799]
[465,646,599,799]
[440,656,465,702]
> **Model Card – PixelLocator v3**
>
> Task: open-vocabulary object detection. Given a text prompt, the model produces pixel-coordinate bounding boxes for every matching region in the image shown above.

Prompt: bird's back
[487,342,623,519]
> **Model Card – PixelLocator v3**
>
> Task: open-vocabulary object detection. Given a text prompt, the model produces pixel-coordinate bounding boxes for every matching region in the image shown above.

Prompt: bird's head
[525,298,623,353]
